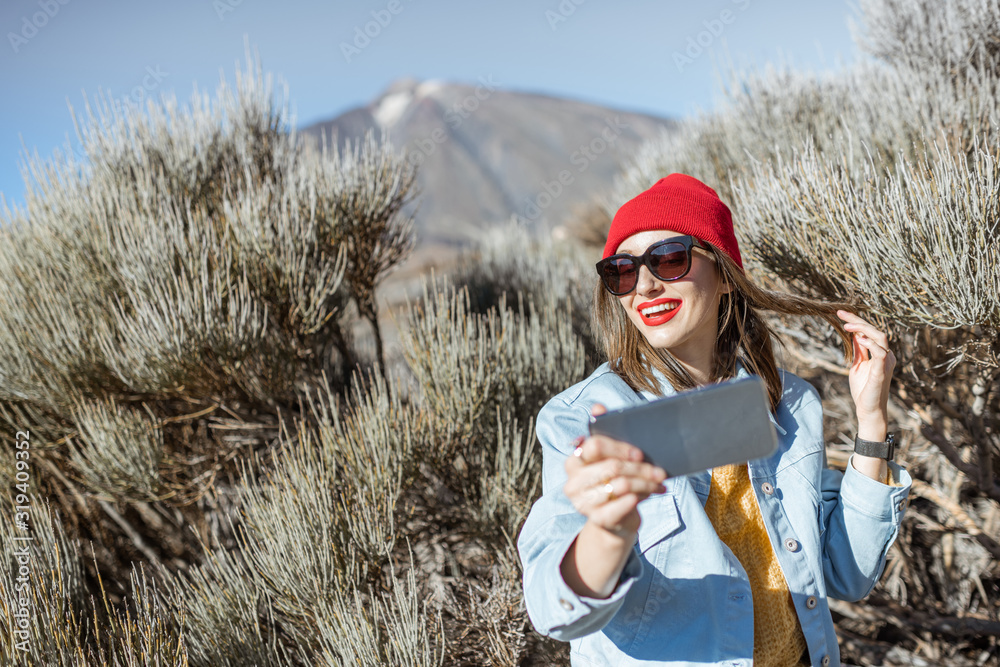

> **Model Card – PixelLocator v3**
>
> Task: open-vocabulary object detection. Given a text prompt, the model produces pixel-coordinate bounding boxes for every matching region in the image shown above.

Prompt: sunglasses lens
[601,258,638,294]
[649,243,689,280]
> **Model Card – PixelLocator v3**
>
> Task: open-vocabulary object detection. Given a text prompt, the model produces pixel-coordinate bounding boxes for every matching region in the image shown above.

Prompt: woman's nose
[634,264,660,295]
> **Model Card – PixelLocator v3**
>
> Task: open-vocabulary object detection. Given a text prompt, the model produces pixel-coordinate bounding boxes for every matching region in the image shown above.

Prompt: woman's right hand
[563,403,668,540]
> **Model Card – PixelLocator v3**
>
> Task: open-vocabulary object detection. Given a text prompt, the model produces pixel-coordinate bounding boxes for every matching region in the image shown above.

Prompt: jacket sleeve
[820,452,912,601]
[516,395,645,641]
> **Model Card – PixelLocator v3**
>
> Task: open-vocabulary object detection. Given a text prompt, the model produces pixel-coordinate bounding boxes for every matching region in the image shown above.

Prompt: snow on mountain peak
[416,79,445,98]
[372,90,413,128]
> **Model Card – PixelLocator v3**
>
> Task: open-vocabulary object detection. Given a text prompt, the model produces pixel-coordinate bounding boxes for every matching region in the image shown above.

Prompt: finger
[564,436,587,474]
[855,333,888,361]
[565,458,664,498]
[847,327,889,354]
[836,309,869,325]
[838,311,890,347]
[851,331,869,366]
[588,459,667,485]
[577,467,667,500]
[606,475,667,498]
[590,403,608,417]
[860,337,896,375]
[841,318,890,350]
[564,457,623,497]
[576,433,644,464]
[569,467,670,516]
[836,309,864,330]
[840,311,877,363]
[885,348,897,373]
[588,493,642,531]
[853,338,890,381]
[565,451,584,477]
[571,479,623,515]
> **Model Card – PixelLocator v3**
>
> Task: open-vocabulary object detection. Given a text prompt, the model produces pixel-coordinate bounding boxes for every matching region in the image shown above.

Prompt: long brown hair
[591,241,858,413]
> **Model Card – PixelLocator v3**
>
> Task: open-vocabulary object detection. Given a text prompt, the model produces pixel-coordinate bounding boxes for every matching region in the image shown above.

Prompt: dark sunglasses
[596,235,707,296]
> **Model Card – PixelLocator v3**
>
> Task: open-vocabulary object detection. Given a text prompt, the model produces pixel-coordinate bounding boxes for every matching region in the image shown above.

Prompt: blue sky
[0,0,862,211]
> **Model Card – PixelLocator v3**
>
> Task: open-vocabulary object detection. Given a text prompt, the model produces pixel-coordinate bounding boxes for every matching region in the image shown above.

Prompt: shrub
[0,41,417,665]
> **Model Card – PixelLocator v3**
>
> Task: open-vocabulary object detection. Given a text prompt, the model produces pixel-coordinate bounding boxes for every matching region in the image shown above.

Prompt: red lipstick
[636,298,682,326]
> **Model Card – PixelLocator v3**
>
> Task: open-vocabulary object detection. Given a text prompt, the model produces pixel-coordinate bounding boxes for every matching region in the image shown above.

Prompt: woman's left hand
[836,310,896,427]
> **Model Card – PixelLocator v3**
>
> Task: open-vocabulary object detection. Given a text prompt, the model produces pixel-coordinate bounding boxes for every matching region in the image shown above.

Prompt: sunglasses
[596,235,707,295]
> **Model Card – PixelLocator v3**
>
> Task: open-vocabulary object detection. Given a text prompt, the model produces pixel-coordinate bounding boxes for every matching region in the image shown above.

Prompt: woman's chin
[640,331,680,350]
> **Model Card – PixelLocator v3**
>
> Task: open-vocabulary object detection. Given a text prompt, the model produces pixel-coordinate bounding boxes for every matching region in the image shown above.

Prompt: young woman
[517,174,911,667]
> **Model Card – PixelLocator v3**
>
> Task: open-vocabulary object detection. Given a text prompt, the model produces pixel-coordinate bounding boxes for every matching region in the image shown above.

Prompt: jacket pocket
[636,493,683,554]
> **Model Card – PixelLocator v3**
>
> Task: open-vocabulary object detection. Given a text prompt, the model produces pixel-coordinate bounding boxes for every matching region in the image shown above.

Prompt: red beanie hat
[603,173,743,270]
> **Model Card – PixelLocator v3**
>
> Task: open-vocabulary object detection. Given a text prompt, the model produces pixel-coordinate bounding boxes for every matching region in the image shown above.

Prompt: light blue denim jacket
[517,361,912,667]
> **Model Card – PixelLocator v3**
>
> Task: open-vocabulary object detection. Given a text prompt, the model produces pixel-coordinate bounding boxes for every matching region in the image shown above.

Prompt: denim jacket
[517,361,912,667]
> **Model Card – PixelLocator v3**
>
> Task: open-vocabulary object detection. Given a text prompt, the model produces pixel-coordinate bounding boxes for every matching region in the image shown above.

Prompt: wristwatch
[854,433,895,460]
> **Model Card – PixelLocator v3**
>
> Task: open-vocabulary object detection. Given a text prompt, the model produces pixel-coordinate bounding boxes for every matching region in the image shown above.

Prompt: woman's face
[615,229,731,367]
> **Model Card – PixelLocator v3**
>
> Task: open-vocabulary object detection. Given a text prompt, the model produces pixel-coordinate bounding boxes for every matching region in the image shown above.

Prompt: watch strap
[854,433,895,460]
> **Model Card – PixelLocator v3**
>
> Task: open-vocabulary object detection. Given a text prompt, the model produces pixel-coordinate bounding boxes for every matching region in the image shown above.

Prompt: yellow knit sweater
[704,462,808,667]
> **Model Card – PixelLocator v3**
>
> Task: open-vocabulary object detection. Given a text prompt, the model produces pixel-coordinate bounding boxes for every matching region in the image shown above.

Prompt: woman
[517,174,911,667]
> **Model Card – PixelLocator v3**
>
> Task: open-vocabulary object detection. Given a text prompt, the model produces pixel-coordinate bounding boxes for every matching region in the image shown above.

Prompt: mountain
[302,77,676,248]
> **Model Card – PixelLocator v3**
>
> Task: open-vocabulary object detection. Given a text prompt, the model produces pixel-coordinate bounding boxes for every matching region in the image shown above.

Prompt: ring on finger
[602,480,616,502]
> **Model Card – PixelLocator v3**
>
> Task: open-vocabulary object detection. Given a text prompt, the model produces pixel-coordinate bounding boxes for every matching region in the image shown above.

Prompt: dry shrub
[399,273,585,445]
[561,199,612,250]
[0,499,90,664]
[309,557,444,667]
[65,397,163,502]
[393,269,586,663]
[476,409,542,540]
[0,40,418,666]
[0,498,187,665]
[451,220,602,371]
[158,545,287,666]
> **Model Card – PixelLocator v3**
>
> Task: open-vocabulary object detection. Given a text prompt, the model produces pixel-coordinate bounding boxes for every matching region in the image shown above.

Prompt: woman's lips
[637,298,682,326]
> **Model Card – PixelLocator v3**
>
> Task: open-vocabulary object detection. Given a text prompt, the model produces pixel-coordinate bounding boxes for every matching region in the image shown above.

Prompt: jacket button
[806,595,817,609]
[821,655,830,666]
[761,482,774,495]
[784,538,799,552]
[559,598,574,611]
[898,499,908,511]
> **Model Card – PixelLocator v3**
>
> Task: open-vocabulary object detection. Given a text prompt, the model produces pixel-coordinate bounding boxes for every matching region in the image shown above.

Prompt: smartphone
[587,376,779,477]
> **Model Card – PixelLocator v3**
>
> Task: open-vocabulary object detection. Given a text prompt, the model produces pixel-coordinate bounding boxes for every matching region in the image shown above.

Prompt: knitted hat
[603,173,743,270]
